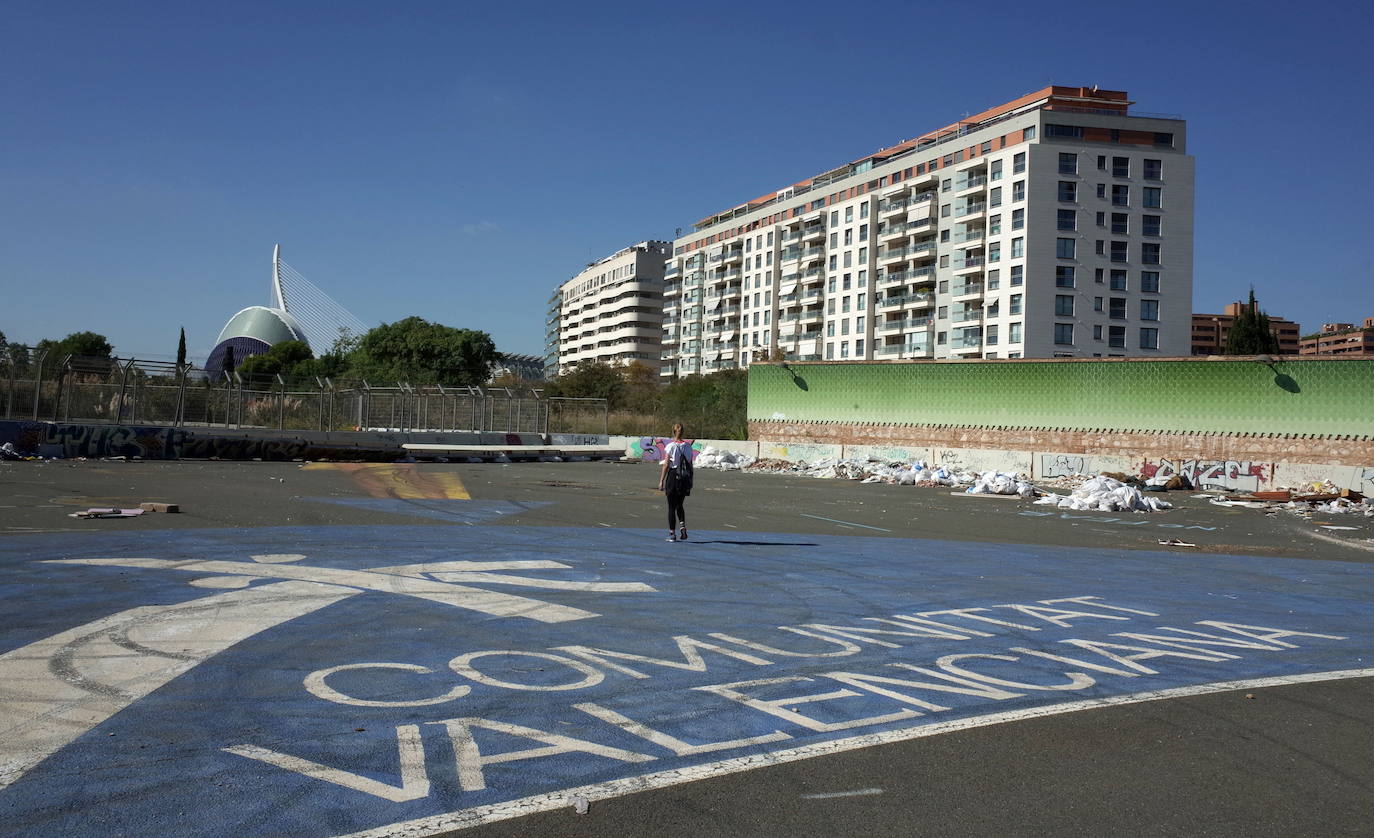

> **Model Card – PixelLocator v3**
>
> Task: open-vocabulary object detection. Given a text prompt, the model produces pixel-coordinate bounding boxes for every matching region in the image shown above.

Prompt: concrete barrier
[841,444,934,464]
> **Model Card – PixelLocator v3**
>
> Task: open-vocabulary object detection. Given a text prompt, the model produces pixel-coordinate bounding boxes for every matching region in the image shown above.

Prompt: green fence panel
[748,359,1374,437]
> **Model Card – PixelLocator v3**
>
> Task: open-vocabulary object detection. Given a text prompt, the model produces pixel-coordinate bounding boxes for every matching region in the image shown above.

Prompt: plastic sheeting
[1034,476,1172,513]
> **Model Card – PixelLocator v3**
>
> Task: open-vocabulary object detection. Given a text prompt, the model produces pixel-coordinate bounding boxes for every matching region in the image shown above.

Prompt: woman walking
[658,423,692,542]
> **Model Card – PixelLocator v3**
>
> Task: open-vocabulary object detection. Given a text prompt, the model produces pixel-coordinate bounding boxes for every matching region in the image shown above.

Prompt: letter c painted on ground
[935,653,1096,691]
[304,663,471,707]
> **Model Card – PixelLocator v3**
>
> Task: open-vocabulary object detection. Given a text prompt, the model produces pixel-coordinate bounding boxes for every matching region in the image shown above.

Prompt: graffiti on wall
[629,437,700,462]
[1141,458,1270,493]
[1040,454,1089,478]
[0,421,395,462]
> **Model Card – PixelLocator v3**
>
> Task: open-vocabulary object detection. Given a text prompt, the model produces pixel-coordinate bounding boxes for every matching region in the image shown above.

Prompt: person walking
[657,423,692,542]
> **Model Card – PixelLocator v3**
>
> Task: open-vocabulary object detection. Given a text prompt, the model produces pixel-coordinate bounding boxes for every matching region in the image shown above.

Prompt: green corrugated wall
[747,359,1374,436]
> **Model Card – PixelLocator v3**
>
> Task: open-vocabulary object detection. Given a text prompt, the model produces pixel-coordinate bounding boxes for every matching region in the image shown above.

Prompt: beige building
[661,86,1194,377]
[552,241,670,375]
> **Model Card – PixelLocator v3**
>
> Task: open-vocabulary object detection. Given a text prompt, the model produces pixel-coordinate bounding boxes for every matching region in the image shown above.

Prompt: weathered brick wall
[748,420,1374,466]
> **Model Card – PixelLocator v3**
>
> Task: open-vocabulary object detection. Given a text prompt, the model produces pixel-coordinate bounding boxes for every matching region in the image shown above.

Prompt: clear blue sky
[4,0,1371,361]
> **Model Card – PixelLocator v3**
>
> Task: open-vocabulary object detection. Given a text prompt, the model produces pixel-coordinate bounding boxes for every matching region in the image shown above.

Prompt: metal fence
[0,347,608,434]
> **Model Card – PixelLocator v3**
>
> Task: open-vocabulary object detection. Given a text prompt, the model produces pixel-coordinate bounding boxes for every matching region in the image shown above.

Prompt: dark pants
[666,490,687,532]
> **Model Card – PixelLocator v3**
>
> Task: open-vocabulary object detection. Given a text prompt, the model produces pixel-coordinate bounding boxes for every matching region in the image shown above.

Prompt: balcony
[723,249,744,265]
[878,315,933,333]
[801,224,826,241]
[951,256,985,274]
[664,283,681,297]
[800,287,823,302]
[954,174,987,194]
[878,292,934,309]
[952,281,983,298]
[952,309,983,323]
[952,228,984,245]
[665,264,681,277]
[879,198,910,216]
[954,201,986,219]
[877,342,931,357]
[799,308,824,322]
[800,245,825,263]
[782,230,803,244]
[781,247,801,263]
[797,329,822,341]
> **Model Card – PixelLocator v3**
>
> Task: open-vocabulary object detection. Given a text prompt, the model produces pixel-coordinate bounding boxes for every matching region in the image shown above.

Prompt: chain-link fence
[0,346,607,434]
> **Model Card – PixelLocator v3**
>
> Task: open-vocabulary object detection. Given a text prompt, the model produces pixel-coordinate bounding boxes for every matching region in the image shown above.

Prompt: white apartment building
[660,86,1194,377]
[551,241,670,375]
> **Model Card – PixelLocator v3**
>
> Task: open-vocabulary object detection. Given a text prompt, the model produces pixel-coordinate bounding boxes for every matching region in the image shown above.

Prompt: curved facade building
[205,306,310,375]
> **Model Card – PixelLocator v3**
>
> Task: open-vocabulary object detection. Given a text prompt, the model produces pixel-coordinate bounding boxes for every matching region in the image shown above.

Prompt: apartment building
[551,241,670,375]
[1192,301,1301,355]
[660,86,1194,377]
[1299,318,1374,357]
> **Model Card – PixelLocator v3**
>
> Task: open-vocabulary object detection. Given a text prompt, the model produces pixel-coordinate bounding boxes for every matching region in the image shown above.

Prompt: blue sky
[3,0,1371,361]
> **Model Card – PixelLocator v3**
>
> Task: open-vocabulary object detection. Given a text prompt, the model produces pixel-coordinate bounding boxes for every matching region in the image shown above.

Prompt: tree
[236,340,314,381]
[1224,289,1281,355]
[176,327,187,367]
[544,361,625,404]
[346,317,497,386]
[35,331,113,370]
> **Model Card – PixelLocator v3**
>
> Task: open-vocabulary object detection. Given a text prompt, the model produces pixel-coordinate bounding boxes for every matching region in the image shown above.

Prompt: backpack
[671,443,694,493]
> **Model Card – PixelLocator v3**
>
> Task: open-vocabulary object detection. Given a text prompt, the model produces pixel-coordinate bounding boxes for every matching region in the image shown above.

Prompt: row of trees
[541,361,748,440]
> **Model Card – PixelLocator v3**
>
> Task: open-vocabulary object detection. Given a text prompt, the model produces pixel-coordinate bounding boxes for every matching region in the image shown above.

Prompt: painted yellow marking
[301,463,470,499]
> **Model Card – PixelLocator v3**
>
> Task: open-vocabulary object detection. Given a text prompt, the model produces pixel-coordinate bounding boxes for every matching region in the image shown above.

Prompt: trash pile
[1,441,37,461]
[1034,475,1173,513]
[692,447,755,470]
[1200,486,1372,520]
[966,471,1036,498]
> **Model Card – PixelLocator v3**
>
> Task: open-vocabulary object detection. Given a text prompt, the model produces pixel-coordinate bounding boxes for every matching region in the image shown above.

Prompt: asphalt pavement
[0,457,1371,837]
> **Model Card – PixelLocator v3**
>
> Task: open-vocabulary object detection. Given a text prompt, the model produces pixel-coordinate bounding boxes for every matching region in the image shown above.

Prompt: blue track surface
[2,516,1371,837]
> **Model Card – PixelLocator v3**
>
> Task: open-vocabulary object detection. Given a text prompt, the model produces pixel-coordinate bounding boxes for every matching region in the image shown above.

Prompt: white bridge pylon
[270,244,371,352]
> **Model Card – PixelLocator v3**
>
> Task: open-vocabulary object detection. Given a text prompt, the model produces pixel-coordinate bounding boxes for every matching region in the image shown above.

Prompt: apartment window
[841,320,850,335]
[826,322,834,337]
[829,255,837,270]
[830,210,839,225]
[1111,212,1129,234]
[1109,325,1126,347]
[1009,322,1021,343]
[843,229,853,246]
[990,159,1003,181]
[1010,265,1023,286]
[986,324,999,346]
[1110,241,1128,263]
[1143,159,1162,180]
[858,269,867,287]
[1054,323,1074,345]
[1058,152,1078,174]
[938,280,948,293]
[987,269,1000,290]
[989,186,1002,207]
[1154,133,1174,147]
[1057,209,1077,231]
[1058,181,1077,202]
[988,214,1002,235]
[1055,295,1075,316]
[1012,180,1026,201]
[1056,266,1076,287]
[767,231,774,245]
[1141,299,1159,321]
[1096,183,1106,200]
[1093,296,1103,312]
[1011,208,1025,230]
[843,251,853,268]
[1141,271,1160,293]
[859,223,868,241]
[858,246,867,262]
[827,299,835,315]
[1095,240,1106,256]
[981,141,992,154]
[939,254,949,268]
[1012,152,1026,174]
[941,178,952,193]
[855,338,865,356]
[744,239,752,253]
[1097,155,1107,171]
[1056,238,1077,259]
[988,242,1001,262]
[1010,237,1024,258]
[1010,294,1022,315]
[1095,268,1104,283]
[941,203,951,217]
[1024,126,1036,140]
[938,305,948,319]
[843,274,852,290]
[845,206,854,223]
[840,342,849,358]
[1096,211,1106,227]
[829,232,838,248]
[825,343,834,359]
[1093,324,1103,340]
[1110,269,1128,291]
[827,277,836,293]
[764,310,771,324]
[940,229,950,242]
[1109,298,1127,320]
[842,296,851,313]
[1112,156,1130,178]
[857,292,866,308]
[1140,327,1159,349]
[1112,185,1129,206]
[1142,242,1161,264]
[1141,187,1161,209]
[1142,215,1161,236]
[937,331,947,345]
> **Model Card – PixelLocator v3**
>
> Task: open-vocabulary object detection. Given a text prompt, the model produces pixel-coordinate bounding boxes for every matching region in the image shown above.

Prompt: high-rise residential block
[660,86,1193,377]
[1299,318,1374,357]
[550,241,671,375]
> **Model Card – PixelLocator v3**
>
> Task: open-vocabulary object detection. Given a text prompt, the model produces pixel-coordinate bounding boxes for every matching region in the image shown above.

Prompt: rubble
[1034,476,1172,513]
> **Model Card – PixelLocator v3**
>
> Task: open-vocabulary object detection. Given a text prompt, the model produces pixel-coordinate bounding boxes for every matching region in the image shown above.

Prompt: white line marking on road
[801,788,883,799]
[337,667,1374,838]
[799,514,891,532]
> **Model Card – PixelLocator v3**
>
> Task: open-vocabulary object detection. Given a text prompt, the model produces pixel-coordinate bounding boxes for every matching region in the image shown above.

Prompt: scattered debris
[1,442,34,461]
[139,502,180,513]
[572,795,589,815]
[69,508,146,519]
[1035,476,1172,513]
[1158,538,1197,547]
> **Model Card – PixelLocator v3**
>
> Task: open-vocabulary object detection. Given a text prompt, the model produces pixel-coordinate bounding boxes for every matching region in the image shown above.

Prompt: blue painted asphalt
[1,513,1372,837]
